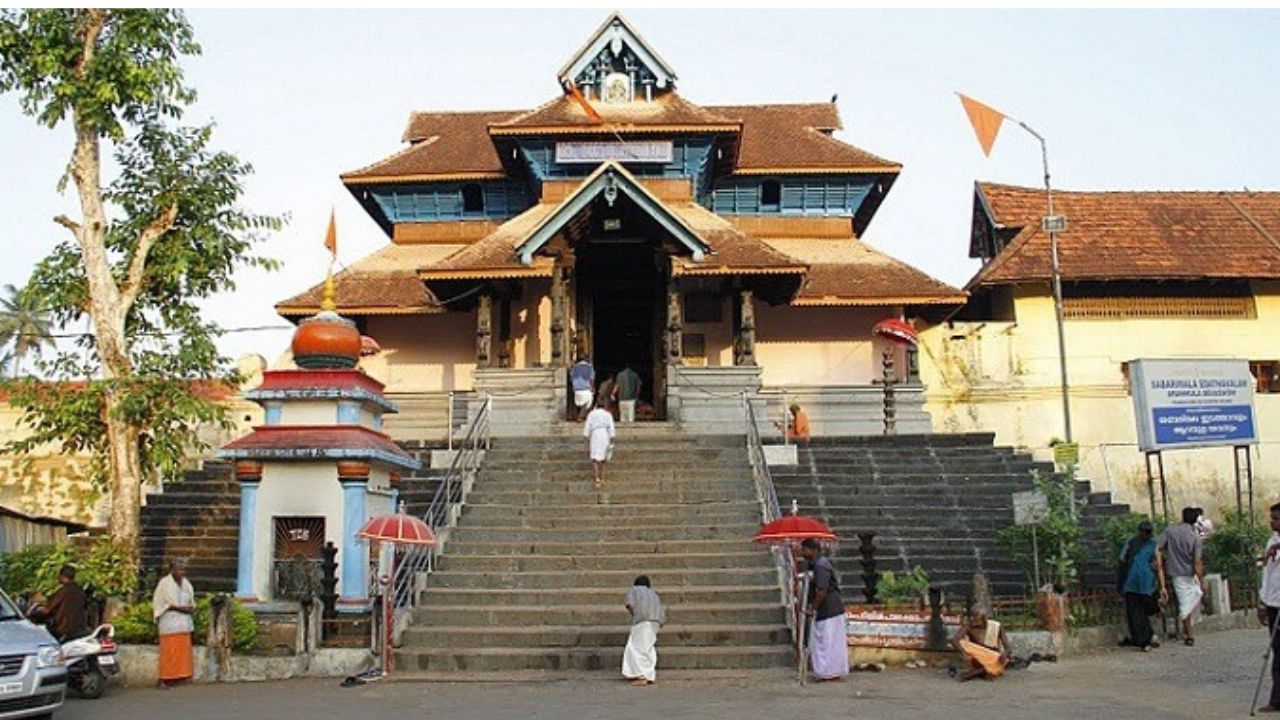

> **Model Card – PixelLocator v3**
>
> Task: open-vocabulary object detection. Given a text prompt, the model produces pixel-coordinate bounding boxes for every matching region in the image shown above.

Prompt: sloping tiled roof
[666,203,806,277]
[275,244,464,317]
[763,238,966,306]
[705,103,900,174]
[343,110,520,182]
[971,182,1280,287]
[344,100,899,181]
[490,92,739,134]
[218,425,420,471]
[418,205,560,280]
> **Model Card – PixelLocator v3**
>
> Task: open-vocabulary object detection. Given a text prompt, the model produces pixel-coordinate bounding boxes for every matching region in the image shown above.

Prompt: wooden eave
[487,123,742,137]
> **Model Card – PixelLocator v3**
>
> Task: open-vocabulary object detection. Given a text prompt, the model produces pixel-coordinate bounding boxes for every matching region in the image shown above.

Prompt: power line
[10,324,295,341]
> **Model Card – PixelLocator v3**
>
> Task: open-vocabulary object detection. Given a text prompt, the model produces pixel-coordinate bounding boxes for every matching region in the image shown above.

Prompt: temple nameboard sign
[1129,358,1259,452]
[555,140,673,163]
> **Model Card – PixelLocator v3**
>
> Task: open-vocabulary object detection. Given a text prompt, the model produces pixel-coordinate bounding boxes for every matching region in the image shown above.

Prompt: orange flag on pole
[323,209,338,258]
[957,93,1006,157]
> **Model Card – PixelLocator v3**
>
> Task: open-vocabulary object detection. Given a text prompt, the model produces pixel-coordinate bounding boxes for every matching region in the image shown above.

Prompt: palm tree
[0,284,54,377]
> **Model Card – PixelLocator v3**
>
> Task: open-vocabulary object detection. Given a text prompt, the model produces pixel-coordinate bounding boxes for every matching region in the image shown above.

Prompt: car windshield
[0,590,23,621]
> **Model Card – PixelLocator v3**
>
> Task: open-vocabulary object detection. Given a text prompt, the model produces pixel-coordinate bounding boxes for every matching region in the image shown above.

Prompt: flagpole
[1014,120,1073,445]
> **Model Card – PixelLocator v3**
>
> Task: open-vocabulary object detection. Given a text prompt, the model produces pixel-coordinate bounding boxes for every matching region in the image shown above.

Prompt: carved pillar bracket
[666,281,683,365]
[736,289,757,367]
[476,293,493,368]
[550,264,567,367]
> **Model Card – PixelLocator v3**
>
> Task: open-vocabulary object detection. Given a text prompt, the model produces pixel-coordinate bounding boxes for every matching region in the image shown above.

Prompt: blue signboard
[1130,359,1259,452]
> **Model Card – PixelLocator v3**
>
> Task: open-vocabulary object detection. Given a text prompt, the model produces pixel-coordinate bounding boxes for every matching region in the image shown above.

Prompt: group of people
[573,356,643,488]
[1117,506,1213,653]
[39,559,196,689]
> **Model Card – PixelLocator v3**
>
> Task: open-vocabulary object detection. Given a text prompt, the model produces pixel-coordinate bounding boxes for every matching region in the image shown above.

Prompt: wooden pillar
[550,264,567,367]
[665,281,683,365]
[476,293,492,368]
[736,289,757,366]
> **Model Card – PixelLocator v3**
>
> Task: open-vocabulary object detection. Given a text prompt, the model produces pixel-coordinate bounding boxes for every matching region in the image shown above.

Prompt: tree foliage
[0,9,281,541]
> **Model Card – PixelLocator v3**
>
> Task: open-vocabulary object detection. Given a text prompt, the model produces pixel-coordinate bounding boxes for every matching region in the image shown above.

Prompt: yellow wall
[920,281,1280,515]
[755,304,904,387]
[360,314,478,395]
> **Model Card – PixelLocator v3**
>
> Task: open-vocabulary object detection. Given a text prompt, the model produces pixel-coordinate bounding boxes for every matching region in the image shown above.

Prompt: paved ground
[61,627,1277,720]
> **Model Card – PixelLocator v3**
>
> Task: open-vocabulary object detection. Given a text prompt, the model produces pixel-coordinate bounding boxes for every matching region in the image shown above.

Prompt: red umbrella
[358,513,436,546]
[753,514,838,544]
[872,318,918,347]
[360,335,382,357]
[358,508,436,677]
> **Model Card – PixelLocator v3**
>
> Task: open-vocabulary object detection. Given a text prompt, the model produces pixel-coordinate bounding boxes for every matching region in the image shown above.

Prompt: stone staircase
[770,434,1130,600]
[393,426,792,674]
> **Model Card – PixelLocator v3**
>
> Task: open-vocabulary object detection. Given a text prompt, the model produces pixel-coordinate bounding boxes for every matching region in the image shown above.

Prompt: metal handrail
[743,393,799,640]
[390,395,492,623]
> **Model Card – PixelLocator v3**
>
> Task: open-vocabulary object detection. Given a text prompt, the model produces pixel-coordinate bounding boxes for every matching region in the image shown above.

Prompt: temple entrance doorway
[575,238,664,419]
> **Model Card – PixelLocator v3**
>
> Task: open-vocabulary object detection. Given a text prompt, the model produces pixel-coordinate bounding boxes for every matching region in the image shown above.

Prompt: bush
[996,468,1085,592]
[876,566,929,606]
[109,596,259,653]
[193,596,258,653]
[1204,509,1269,587]
[110,601,157,645]
[0,538,138,601]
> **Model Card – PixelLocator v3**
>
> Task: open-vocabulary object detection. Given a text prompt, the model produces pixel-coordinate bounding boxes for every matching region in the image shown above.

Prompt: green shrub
[110,596,258,653]
[1204,509,1269,589]
[0,544,67,597]
[110,601,157,645]
[876,566,929,605]
[193,596,258,653]
[996,468,1085,592]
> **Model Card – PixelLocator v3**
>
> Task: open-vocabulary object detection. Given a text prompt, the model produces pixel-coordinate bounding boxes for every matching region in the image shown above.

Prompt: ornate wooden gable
[557,12,678,103]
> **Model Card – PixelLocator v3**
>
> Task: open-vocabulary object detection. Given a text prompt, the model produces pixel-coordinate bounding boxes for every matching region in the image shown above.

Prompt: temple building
[277,13,963,437]
[921,183,1280,512]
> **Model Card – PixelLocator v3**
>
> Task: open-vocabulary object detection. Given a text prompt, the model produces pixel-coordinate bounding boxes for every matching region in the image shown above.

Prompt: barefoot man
[623,576,666,686]
[953,607,1011,681]
[800,538,849,681]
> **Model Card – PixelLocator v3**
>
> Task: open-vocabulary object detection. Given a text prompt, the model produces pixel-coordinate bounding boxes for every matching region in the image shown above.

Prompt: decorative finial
[321,270,336,312]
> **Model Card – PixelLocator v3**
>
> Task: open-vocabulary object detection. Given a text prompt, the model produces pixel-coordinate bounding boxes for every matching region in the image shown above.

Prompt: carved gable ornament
[557,12,678,103]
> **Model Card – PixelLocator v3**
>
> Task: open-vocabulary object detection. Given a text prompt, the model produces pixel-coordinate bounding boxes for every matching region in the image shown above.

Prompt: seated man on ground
[953,607,1011,681]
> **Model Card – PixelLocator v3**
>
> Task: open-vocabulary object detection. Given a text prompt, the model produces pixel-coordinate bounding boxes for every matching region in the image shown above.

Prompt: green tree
[996,469,1086,591]
[0,284,54,377]
[0,9,280,550]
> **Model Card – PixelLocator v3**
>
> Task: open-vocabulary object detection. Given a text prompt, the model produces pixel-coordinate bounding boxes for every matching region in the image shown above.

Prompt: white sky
[1,9,1278,364]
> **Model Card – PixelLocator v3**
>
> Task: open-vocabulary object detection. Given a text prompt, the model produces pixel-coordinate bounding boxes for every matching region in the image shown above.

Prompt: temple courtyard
[63,627,1269,720]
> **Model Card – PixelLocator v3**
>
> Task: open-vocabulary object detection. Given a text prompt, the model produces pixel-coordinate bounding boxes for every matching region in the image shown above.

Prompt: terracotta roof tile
[491,92,739,133]
[343,110,520,181]
[972,183,1280,286]
[763,237,965,305]
[218,425,419,469]
[276,244,463,316]
[705,103,900,173]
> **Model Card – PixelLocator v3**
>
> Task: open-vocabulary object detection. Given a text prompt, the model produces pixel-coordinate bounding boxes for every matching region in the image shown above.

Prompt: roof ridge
[402,109,526,142]
[978,181,1280,197]
[1222,193,1280,253]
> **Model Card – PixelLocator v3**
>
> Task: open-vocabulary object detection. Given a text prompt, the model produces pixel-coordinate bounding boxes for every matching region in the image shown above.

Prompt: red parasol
[360,335,382,357]
[358,513,436,546]
[753,511,838,544]
[872,318,918,347]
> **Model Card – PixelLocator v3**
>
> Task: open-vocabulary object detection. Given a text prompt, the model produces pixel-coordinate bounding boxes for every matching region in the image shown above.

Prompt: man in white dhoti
[1159,506,1206,646]
[623,576,665,685]
[801,538,849,682]
[584,403,616,488]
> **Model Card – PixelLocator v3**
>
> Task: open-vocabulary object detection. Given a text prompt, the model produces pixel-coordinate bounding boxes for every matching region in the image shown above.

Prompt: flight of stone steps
[393,426,792,674]
[770,433,1130,600]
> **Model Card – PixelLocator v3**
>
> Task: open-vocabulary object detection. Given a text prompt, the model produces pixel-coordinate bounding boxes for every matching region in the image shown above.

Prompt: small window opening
[462,184,485,214]
[760,179,781,208]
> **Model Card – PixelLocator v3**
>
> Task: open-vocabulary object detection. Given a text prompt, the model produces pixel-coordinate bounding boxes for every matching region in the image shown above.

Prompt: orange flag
[323,209,337,258]
[957,93,1006,157]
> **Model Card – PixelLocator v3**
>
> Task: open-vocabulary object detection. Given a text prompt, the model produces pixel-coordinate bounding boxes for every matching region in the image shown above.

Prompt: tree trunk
[105,405,142,549]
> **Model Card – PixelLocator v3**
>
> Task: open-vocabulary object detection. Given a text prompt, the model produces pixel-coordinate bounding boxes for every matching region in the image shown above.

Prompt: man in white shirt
[1256,502,1280,713]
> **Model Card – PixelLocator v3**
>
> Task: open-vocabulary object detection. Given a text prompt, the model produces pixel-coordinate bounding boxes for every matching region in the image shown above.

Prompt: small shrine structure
[218,294,421,609]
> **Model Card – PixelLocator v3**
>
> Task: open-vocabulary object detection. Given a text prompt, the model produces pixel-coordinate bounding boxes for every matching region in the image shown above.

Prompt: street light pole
[1016,120,1073,445]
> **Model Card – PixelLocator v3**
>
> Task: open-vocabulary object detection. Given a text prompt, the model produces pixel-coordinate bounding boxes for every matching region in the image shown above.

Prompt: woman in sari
[152,559,196,688]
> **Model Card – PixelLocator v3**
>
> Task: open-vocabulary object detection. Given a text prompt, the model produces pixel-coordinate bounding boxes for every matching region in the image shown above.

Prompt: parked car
[0,588,64,719]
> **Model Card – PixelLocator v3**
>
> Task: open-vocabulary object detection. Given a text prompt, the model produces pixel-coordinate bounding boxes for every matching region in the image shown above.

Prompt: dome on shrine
[291,310,361,369]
